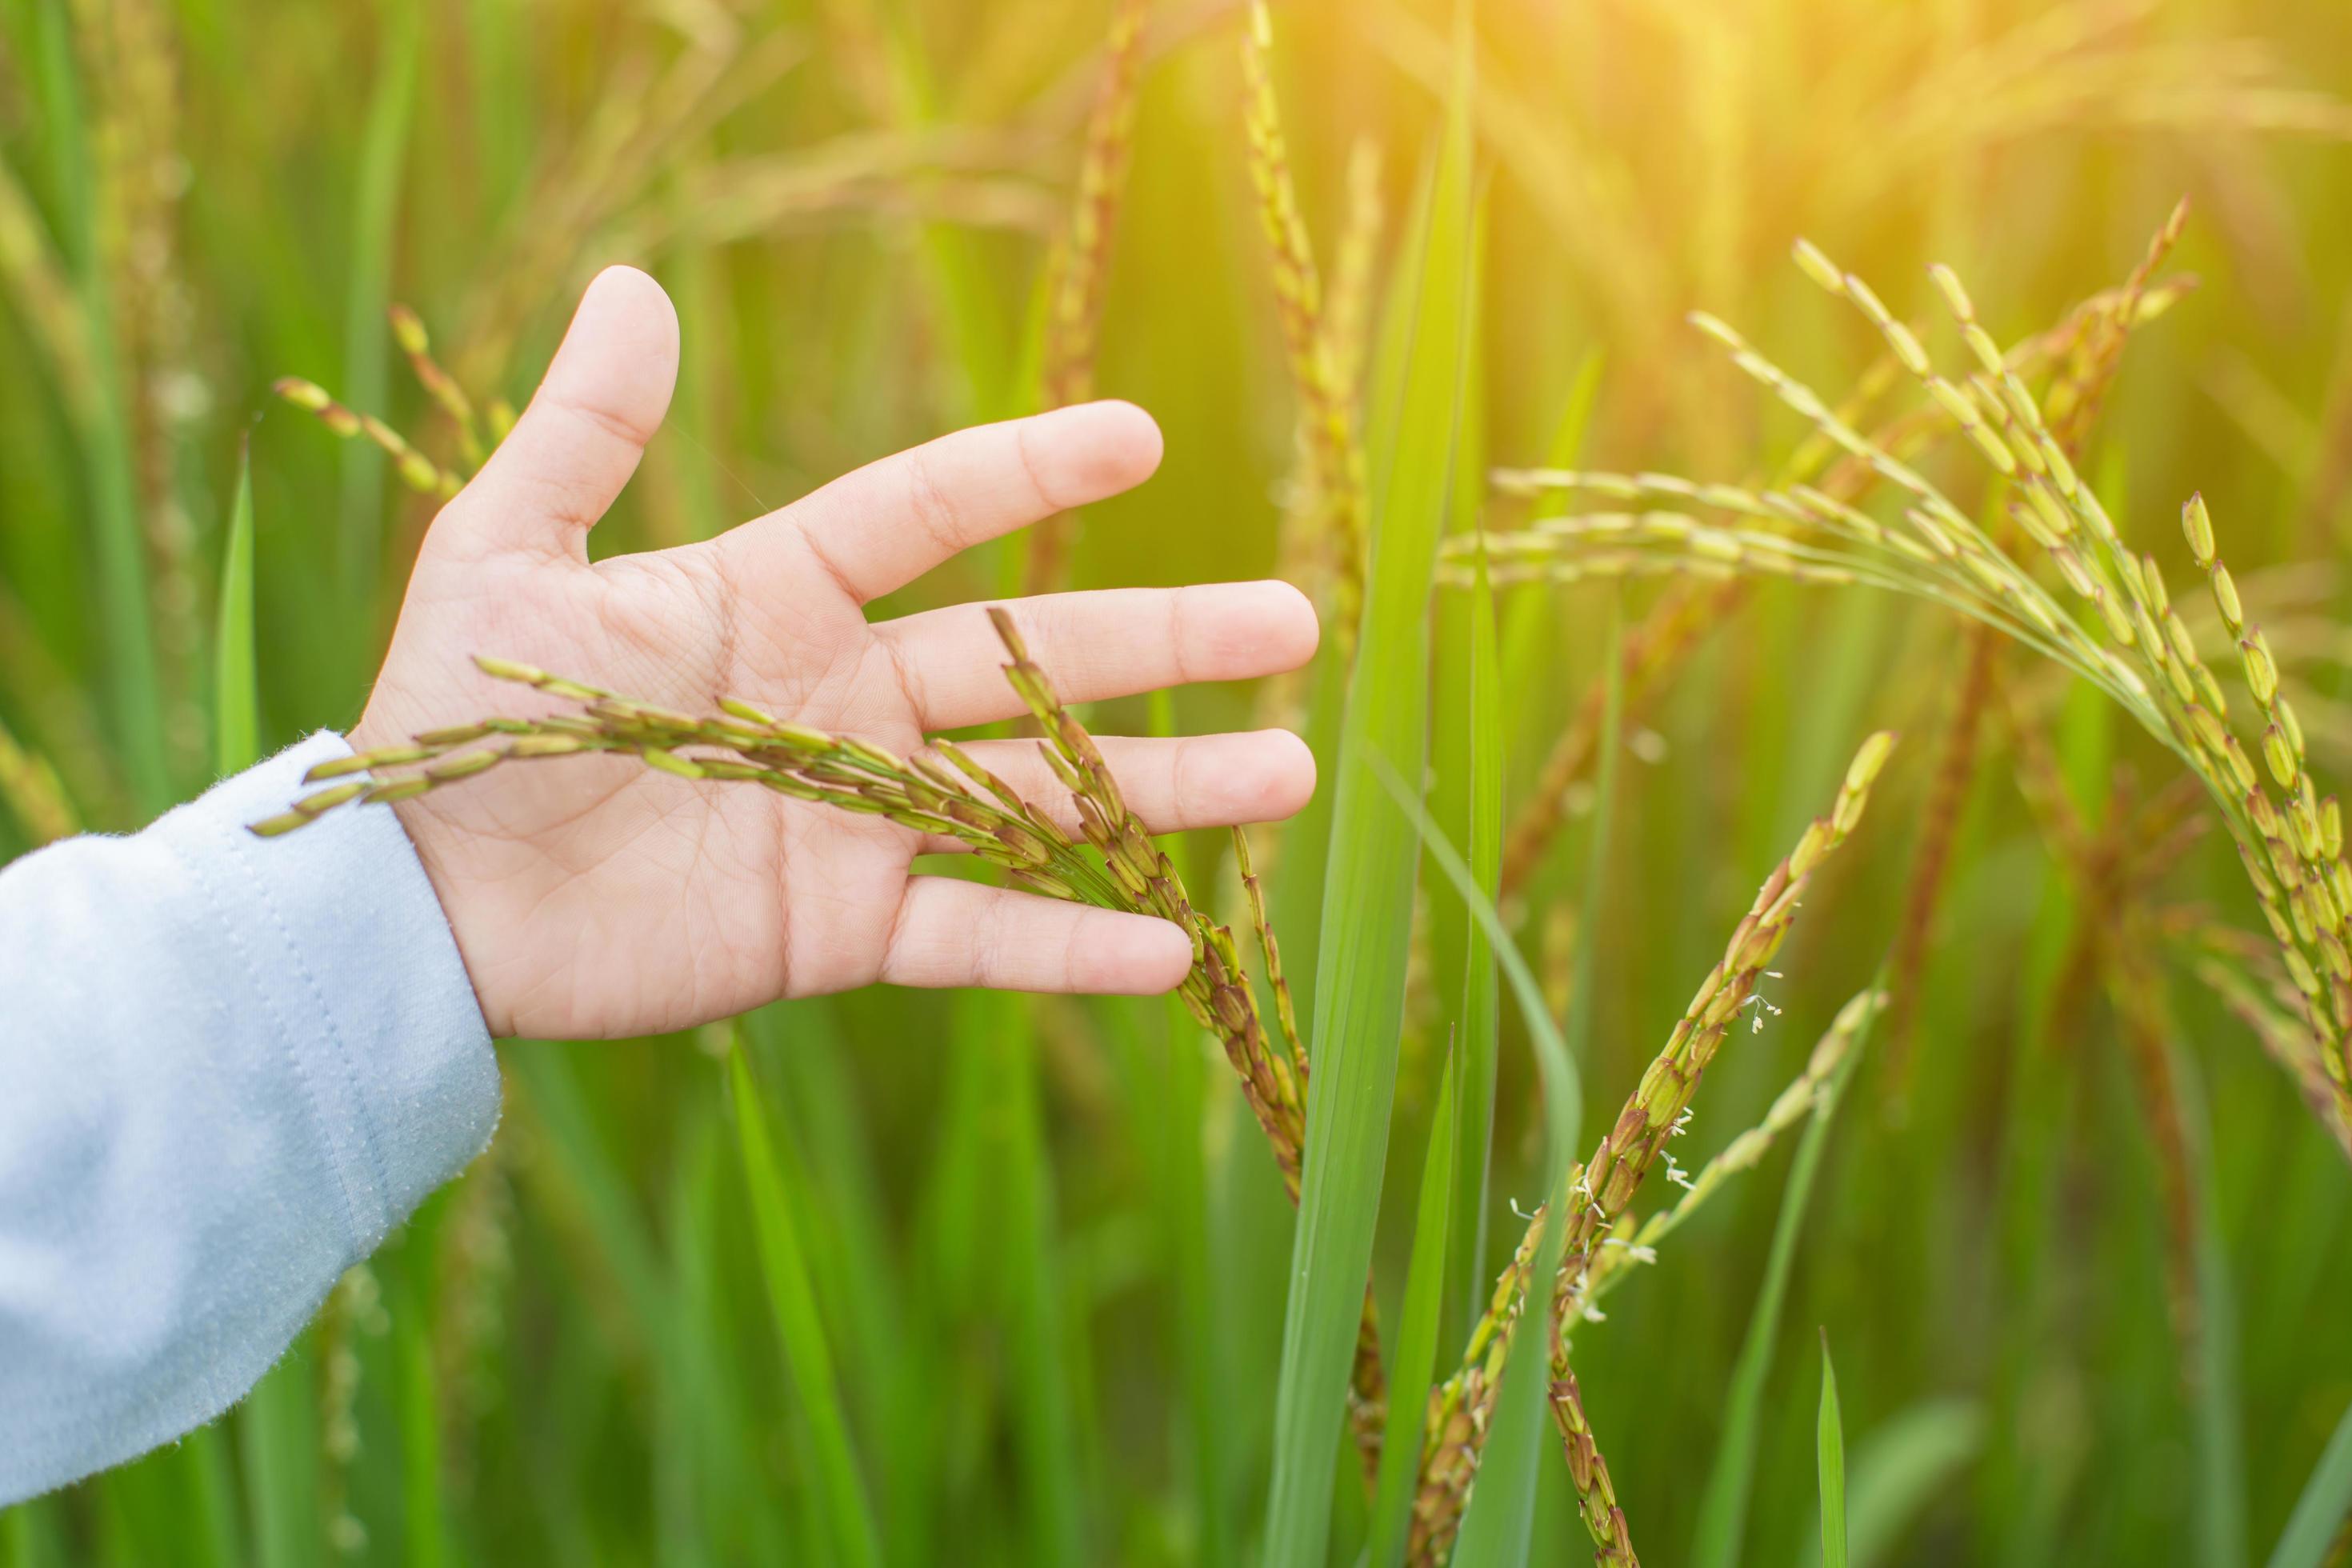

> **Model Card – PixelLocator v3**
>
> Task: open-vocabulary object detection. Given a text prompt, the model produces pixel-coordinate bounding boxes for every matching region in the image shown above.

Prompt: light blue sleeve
[0,733,500,1502]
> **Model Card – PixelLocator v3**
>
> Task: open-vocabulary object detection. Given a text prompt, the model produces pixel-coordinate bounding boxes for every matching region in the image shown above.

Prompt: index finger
[727,401,1163,605]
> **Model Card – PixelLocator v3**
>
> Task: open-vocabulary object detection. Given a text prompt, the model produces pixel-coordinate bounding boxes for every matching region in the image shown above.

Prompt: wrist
[341,716,505,1036]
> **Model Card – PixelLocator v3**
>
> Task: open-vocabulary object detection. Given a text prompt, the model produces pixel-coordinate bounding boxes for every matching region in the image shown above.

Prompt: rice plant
[10,2,2352,1566]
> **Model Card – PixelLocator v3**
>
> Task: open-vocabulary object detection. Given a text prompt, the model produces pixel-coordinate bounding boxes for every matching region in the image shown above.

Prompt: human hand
[348,267,1318,1039]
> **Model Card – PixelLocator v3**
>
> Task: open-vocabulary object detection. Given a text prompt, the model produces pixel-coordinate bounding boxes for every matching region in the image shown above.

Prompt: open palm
[350,267,1318,1040]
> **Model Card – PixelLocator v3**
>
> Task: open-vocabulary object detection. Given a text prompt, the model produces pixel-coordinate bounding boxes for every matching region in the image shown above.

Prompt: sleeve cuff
[182,733,501,1252]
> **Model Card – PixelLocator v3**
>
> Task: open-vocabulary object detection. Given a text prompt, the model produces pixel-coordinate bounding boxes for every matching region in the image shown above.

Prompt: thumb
[435,265,679,563]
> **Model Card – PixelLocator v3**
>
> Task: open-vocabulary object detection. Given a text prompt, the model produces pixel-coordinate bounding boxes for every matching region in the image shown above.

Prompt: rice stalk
[316,1264,388,1557]
[0,137,101,427]
[1023,0,1149,595]
[1497,578,1740,901]
[1882,603,2002,1084]
[430,1147,514,1502]
[0,715,80,847]
[1242,0,1368,651]
[1037,0,1147,414]
[75,0,205,772]
[24,0,169,812]
[335,0,421,662]
[613,132,1060,257]
[2105,930,2205,1368]
[450,30,806,386]
[2002,686,2217,1370]
[1326,138,1386,409]
[1405,734,1897,1564]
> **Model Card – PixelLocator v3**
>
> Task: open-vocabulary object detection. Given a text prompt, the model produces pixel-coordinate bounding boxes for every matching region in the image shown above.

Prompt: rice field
[8,0,2352,1563]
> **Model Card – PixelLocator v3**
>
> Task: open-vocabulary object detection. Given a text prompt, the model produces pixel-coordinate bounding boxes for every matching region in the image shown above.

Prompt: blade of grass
[1820,1331,1849,1568]
[659,1095,726,1568]
[754,1002,937,1568]
[1690,970,1886,1568]
[1258,13,1477,1556]
[1370,726,1582,1568]
[2167,1027,2249,1568]
[1440,575,1612,1567]
[1366,1046,1460,1568]
[213,440,256,775]
[729,1034,883,1568]
[393,1262,448,1568]
[31,0,166,811]
[238,1341,322,1568]
[971,990,1086,1566]
[506,1048,781,1561]
[337,0,421,662]
[2266,1395,2352,1568]
[1442,1210,1558,1568]
[1822,1398,1984,1568]
[1140,690,1238,1568]
[1449,478,1505,1340]
[212,430,306,1568]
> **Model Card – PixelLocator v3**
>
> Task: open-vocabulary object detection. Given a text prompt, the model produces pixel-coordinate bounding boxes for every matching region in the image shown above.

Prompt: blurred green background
[7,0,2352,1563]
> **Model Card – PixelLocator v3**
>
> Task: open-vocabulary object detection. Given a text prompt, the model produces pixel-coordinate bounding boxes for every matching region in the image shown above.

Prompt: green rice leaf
[730,1036,883,1568]
[1691,974,1884,1568]
[32,0,166,810]
[213,441,258,775]
[394,1263,448,1568]
[1365,1046,1460,1568]
[1257,6,1478,1555]
[1820,1331,1849,1568]
[1440,570,1608,1567]
[2266,1395,2352,1568]
[335,1,421,642]
[1367,755,1576,1169]
[238,1342,322,1568]
[1833,1398,1984,1568]
[1450,516,1505,1333]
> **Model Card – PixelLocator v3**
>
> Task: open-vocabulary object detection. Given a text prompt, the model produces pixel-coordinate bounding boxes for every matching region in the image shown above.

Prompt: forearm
[0,734,498,1502]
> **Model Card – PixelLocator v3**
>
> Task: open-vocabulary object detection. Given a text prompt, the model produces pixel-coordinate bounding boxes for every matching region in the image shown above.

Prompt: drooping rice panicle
[1325,136,1386,407]
[1233,822,1306,1073]
[1406,734,1896,1563]
[1242,0,1367,649]
[389,303,488,468]
[1877,206,2191,1091]
[1024,0,1150,595]
[1406,1212,1546,1566]
[988,607,1388,1481]
[1038,0,1146,414]
[256,614,1402,1482]
[1484,258,2198,900]
[272,377,464,499]
[1454,218,2352,1157]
